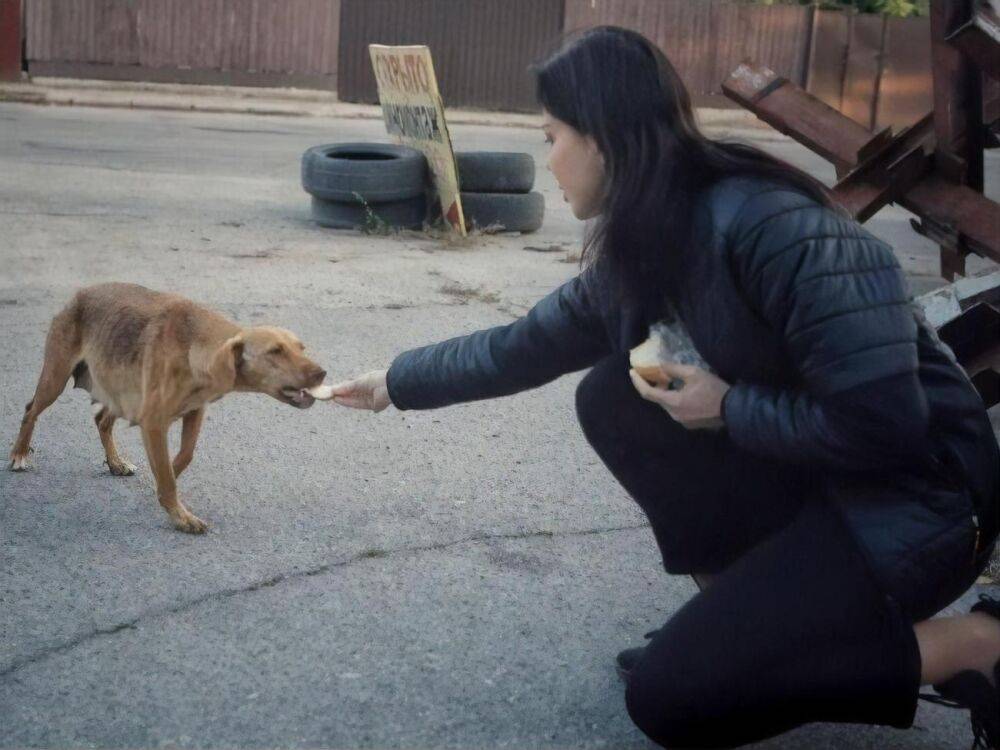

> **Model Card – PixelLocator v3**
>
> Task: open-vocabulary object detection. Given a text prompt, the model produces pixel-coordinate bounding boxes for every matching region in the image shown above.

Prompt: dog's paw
[106,459,137,476]
[171,511,208,535]
[8,455,30,471]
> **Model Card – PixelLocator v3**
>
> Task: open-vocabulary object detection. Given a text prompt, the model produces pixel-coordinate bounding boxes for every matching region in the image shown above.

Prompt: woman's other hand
[330,369,392,412]
[629,362,730,430]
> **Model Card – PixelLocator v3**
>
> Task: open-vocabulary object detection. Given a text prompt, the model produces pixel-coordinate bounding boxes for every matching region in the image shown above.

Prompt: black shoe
[615,629,659,683]
[921,595,1000,750]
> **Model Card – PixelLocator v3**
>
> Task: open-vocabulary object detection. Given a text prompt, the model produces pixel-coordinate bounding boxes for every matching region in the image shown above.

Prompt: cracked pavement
[1,102,997,748]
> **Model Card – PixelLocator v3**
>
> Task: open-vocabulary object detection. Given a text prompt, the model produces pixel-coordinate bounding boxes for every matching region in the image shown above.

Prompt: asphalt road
[0,101,997,749]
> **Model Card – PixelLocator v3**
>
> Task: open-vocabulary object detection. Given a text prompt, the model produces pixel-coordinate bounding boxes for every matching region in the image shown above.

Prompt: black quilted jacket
[387,176,999,608]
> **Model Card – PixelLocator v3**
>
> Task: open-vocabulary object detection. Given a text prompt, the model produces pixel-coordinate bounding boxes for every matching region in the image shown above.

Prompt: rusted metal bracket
[722,53,999,280]
[723,63,893,176]
[903,174,999,273]
[831,113,934,222]
[910,215,969,278]
[946,0,1000,80]
[939,302,1000,406]
[723,1,999,402]
[915,270,1000,406]
[932,0,985,193]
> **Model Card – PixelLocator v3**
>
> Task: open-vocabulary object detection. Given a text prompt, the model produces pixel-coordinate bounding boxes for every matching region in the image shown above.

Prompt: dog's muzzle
[280,387,316,409]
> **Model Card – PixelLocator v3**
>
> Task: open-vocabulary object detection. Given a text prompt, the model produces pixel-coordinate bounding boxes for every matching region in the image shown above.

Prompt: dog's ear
[207,334,245,390]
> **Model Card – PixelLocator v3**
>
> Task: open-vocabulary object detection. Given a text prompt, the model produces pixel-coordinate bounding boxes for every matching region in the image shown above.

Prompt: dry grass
[438,282,500,305]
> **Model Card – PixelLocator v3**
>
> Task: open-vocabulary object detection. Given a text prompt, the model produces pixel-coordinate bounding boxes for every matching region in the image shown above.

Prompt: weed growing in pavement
[353,192,393,236]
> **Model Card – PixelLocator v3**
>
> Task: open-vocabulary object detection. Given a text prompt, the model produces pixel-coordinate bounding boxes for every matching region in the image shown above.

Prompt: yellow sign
[369,44,466,235]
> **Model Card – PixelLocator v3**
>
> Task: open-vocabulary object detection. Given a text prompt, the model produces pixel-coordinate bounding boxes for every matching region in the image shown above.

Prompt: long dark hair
[535,26,836,312]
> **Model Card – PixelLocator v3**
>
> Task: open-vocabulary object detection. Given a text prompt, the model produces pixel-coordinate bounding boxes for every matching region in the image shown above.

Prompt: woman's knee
[625,670,728,749]
[625,663,749,749]
[624,620,748,749]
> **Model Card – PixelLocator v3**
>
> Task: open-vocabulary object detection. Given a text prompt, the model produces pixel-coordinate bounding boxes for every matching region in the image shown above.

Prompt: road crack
[0,522,649,679]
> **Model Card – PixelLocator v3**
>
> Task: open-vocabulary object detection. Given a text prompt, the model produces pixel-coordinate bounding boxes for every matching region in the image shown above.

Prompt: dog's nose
[310,368,327,385]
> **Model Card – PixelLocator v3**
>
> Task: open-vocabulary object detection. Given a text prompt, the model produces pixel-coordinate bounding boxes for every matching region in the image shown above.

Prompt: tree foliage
[750,0,929,17]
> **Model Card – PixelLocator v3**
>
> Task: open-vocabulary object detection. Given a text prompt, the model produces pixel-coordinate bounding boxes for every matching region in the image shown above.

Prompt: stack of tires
[301,143,428,230]
[300,143,544,234]
[455,151,544,233]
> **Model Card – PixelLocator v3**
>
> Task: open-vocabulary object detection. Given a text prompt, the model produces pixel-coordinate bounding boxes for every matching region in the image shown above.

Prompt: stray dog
[8,283,327,533]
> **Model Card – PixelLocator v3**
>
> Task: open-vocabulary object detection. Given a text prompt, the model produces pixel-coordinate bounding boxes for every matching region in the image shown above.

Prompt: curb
[0,76,784,139]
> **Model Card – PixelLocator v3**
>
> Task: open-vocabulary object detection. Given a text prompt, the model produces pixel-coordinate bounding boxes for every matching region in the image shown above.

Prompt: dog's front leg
[172,408,204,478]
[140,422,207,534]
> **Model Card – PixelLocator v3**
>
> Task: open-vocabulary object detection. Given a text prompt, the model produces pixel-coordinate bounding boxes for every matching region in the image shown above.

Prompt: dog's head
[218,327,326,408]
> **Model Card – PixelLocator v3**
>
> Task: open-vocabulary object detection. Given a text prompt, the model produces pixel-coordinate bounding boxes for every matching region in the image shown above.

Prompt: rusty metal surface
[916,276,1000,410]
[24,0,340,82]
[904,175,1000,264]
[832,113,934,221]
[947,0,1000,80]
[937,301,1000,407]
[916,273,1000,407]
[723,62,891,174]
[932,0,985,189]
[337,0,563,112]
[722,0,999,290]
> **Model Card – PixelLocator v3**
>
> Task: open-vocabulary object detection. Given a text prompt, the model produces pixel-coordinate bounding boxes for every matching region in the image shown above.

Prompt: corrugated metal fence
[24,0,340,88]
[19,0,933,130]
[560,1,931,131]
[563,0,813,108]
[338,0,563,111]
[807,10,932,133]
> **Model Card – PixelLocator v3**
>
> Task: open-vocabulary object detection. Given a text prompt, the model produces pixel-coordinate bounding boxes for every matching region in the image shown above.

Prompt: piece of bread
[306,384,336,400]
[629,336,668,385]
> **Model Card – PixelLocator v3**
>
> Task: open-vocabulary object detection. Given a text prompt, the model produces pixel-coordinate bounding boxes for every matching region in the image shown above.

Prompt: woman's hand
[329,369,392,412]
[629,362,730,430]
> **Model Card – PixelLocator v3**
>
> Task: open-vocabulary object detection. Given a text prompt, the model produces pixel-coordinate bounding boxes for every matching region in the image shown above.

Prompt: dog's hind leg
[9,306,80,471]
[172,407,204,479]
[140,422,206,534]
[95,407,137,476]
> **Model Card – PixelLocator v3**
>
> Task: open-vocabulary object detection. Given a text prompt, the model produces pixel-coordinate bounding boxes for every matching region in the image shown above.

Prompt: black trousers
[575,355,927,748]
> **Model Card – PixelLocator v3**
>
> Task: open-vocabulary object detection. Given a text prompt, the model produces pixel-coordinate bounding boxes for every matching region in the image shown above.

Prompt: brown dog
[8,282,327,533]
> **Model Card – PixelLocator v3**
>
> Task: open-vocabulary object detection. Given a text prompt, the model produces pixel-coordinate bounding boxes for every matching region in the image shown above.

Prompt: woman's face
[542,111,605,220]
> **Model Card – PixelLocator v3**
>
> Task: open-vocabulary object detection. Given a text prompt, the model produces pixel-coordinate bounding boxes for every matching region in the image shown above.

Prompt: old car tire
[301,143,427,203]
[459,191,545,233]
[456,151,535,193]
[310,195,427,230]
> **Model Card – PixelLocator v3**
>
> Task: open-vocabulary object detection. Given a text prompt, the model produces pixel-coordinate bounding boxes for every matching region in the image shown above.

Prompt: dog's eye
[268,345,284,356]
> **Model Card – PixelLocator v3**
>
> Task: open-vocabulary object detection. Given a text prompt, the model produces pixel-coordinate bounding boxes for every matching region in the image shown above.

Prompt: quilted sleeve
[721,190,929,471]
[386,270,611,410]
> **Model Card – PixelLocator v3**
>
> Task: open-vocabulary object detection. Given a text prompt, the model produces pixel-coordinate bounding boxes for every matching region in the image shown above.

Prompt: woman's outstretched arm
[332,270,611,412]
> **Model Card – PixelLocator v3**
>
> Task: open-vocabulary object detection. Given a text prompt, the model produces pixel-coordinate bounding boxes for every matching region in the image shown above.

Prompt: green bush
[749,0,928,17]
